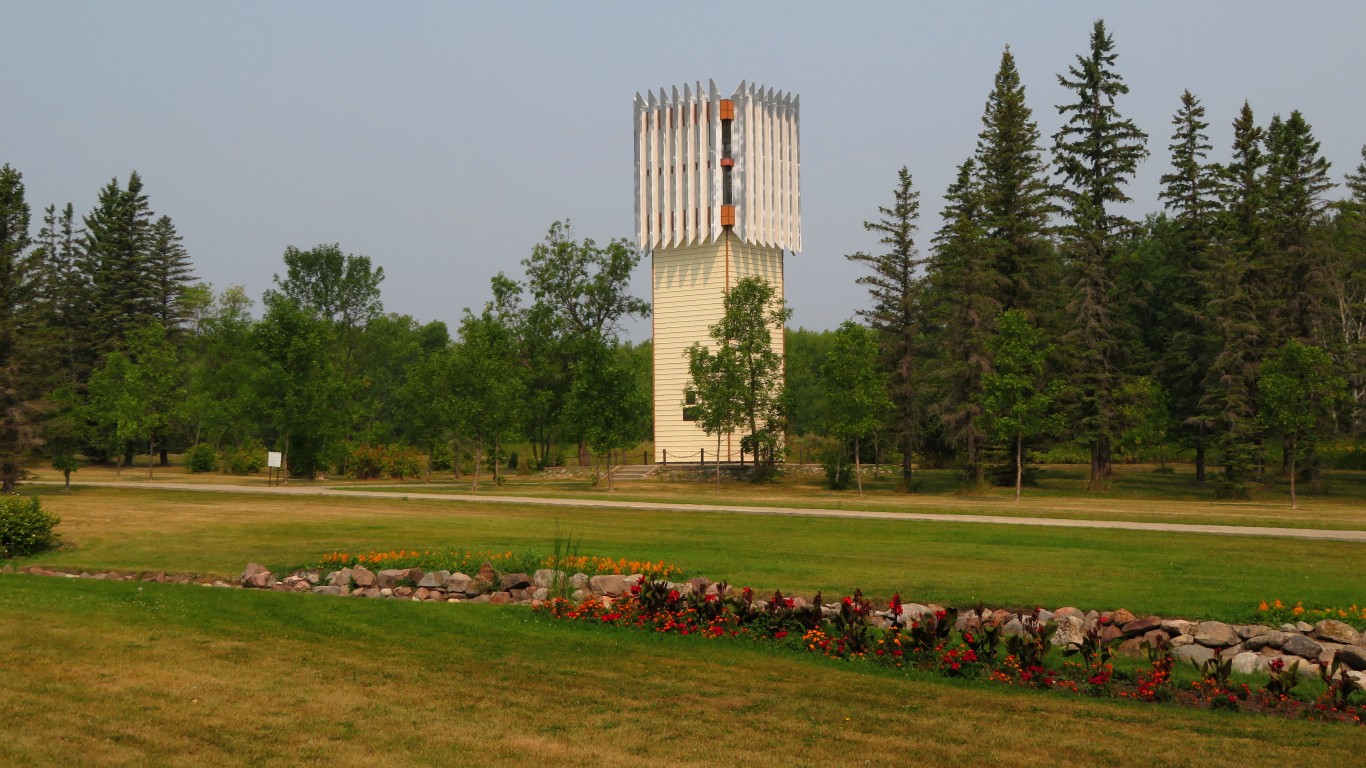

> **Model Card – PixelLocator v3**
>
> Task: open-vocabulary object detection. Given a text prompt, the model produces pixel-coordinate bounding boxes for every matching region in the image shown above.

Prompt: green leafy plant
[0,496,62,558]
[185,443,218,473]
[1003,618,1056,674]
[1264,656,1301,698]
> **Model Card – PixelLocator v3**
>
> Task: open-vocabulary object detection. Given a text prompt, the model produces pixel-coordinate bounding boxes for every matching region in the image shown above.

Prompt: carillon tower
[634,80,800,463]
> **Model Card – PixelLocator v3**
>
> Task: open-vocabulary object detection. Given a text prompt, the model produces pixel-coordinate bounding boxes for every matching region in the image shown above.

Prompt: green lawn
[21,486,1366,620]
[1,576,1360,767]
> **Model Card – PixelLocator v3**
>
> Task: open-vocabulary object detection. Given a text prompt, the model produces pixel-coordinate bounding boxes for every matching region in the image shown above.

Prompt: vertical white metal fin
[648,90,660,251]
[708,79,722,241]
[792,93,800,253]
[634,93,644,249]
[696,80,709,245]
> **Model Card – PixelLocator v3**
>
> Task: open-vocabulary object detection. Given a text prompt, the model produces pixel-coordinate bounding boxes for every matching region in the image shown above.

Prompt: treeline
[823,21,1364,498]
[0,166,653,487]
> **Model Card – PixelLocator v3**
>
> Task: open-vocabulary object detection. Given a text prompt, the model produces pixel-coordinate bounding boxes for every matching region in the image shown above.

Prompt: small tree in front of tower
[686,276,790,483]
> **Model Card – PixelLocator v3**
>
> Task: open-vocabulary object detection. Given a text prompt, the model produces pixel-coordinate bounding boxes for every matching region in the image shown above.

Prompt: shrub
[430,443,454,472]
[222,439,267,475]
[347,443,388,480]
[0,495,61,558]
[185,443,218,473]
[384,447,425,479]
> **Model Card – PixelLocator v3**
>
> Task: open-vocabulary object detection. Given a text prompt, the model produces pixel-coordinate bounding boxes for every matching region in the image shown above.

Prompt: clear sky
[5,1,1365,338]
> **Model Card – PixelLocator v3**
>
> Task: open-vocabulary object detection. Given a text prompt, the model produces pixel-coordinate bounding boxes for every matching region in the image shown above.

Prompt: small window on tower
[683,390,699,422]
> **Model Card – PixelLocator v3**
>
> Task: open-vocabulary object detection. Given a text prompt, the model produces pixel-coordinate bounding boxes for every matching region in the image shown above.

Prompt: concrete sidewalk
[36,480,1366,543]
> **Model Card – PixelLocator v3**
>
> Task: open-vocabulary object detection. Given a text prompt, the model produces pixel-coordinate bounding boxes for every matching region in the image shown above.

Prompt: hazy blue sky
[6,1,1365,338]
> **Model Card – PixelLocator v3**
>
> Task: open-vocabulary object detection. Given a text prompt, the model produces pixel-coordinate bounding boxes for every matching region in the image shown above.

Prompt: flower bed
[537,583,1363,726]
[317,549,681,580]
[1258,599,1366,631]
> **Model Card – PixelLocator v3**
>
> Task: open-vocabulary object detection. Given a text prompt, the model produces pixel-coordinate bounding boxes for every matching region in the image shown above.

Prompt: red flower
[774,630,788,640]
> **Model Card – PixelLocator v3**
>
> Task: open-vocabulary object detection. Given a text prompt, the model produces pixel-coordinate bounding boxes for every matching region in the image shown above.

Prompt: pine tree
[1333,147,1366,432]
[32,202,95,384]
[975,46,1056,314]
[1155,90,1223,482]
[924,159,998,484]
[1051,18,1150,487]
[1262,110,1335,345]
[845,167,923,489]
[84,172,156,350]
[146,215,195,335]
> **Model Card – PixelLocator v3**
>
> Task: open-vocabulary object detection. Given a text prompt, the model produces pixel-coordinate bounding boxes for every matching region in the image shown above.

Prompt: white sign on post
[267,452,283,469]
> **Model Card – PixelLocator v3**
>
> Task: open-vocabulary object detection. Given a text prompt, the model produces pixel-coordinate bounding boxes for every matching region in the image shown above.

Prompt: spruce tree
[0,164,36,491]
[1262,110,1335,346]
[1155,90,1223,482]
[924,159,997,484]
[1333,148,1366,433]
[1051,18,1149,487]
[84,172,156,350]
[146,214,195,335]
[975,46,1056,314]
[32,203,95,384]
[845,167,923,489]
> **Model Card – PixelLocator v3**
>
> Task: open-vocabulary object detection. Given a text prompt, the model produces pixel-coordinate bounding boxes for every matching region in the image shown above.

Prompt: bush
[0,495,61,558]
[430,443,454,472]
[347,443,388,480]
[385,447,425,479]
[222,439,267,475]
[185,443,218,473]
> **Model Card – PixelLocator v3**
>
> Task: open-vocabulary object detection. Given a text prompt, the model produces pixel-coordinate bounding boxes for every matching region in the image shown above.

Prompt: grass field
[19,485,1366,620]
[1,576,1362,768]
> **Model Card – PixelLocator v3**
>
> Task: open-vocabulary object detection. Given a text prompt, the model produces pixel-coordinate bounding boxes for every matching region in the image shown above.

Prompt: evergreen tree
[975,46,1056,314]
[0,164,37,491]
[1051,18,1149,487]
[32,202,95,385]
[1154,90,1223,481]
[1199,102,1268,495]
[146,215,196,335]
[1330,147,1366,432]
[845,167,923,489]
[84,172,157,350]
[924,159,997,483]
[1262,110,1335,346]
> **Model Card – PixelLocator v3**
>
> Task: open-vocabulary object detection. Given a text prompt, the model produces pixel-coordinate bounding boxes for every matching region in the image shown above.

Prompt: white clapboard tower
[634,80,800,464]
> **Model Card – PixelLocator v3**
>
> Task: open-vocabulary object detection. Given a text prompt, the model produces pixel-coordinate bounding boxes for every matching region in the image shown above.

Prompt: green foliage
[184,443,218,473]
[221,440,267,475]
[982,310,1061,499]
[0,495,61,558]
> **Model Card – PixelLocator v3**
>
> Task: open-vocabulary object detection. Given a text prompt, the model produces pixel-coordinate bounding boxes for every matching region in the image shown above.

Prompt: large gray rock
[1161,619,1192,637]
[418,570,450,589]
[239,563,272,589]
[570,573,590,590]
[1052,606,1084,621]
[1121,616,1162,637]
[589,574,628,597]
[1244,631,1285,652]
[499,573,531,591]
[1334,645,1366,671]
[1193,621,1240,648]
[445,572,473,594]
[1172,644,1216,666]
[1230,651,1263,675]
[312,585,343,596]
[1314,619,1362,646]
[1169,634,1195,648]
[1052,615,1086,648]
[1236,624,1274,641]
[1108,609,1137,627]
[350,566,376,588]
[327,568,352,587]
[376,569,411,589]
[1281,633,1323,661]
[532,569,564,589]
[1001,618,1026,637]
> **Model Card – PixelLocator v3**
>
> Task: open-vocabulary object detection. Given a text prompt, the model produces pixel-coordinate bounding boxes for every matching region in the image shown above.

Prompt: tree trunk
[282,434,290,484]
[1015,433,1024,502]
[472,443,482,491]
[605,450,613,491]
[147,437,155,480]
[1288,433,1298,510]
[493,437,501,484]
[715,433,722,493]
[854,437,864,498]
[159,447,169,467]
[63,470,71,490]
[1194,442,1206,484]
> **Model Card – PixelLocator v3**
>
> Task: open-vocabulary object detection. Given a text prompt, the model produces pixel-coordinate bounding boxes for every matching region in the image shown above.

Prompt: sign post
[267,451,283,486]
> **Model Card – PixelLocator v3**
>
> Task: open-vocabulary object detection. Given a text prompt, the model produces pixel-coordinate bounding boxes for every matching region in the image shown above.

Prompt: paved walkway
[40,480,1366,543]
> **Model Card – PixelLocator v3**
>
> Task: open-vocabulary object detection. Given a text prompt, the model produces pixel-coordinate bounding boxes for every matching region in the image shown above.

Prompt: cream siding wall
[653,237,784,463]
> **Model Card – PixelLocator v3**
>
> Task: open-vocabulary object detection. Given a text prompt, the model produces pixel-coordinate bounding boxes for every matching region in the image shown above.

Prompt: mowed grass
[21,486,1366,620]
[0,576,1360,768]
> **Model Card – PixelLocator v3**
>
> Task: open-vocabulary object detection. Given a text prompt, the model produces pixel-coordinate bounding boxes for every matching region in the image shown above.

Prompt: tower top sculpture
[634,80,800,253]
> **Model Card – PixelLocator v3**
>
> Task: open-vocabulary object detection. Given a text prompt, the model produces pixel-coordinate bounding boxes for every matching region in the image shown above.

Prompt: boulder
[350,566,376,588]
[327,568,352,587]
[623,574,645,587]
[532,569,564,589]
[589,574,628,597]
[1172,644,1216,666]
[1281,633,1323,661]
[446,572,473,594]
[1161,619,1192,637]
[394,586,414,598]
[476,562,498,587]
[1141,629,1172,649]
[532,587,548,601]
[1109,609,1137,626]
[360,587,381,598]
[509,588,530,602]
[1001,618,1026,637]
[1193,621,1240,648]
[239,563,273,589]
[1052,615,1086,648]
[1168,634,1194,648]
[499,573,531,591]
[415,587,431,601]
[488,592,513,605]
[570,589,587,602]
[418,570,450,589]
[312,585,343,596]
[570,573,590,590]
[1295,621,1314,633]
[687,576,710,595]
[1218,643,1245,660]
[1349,670,1366,692]
[1035,609,1054,623]
[1230,651,1263,675]
[377,569,410,589]
[1336,645,1366,671]
[1121,616,1163,637]
[1244,632,1281,652]
[1313,620,1362,646]
[1117,638,1146,658]
[1236,624,1274,641]
[1100,625,1125,644]
[1053,606,1084,621]
[1296,661,1322,680]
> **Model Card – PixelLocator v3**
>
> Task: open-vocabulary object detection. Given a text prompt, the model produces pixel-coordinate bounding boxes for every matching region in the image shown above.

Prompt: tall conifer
[1051,19,1149,487]
[0,164,37,491]
[84,172,156,350]
[146,214,195,334]
[1263,110,1335,345]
